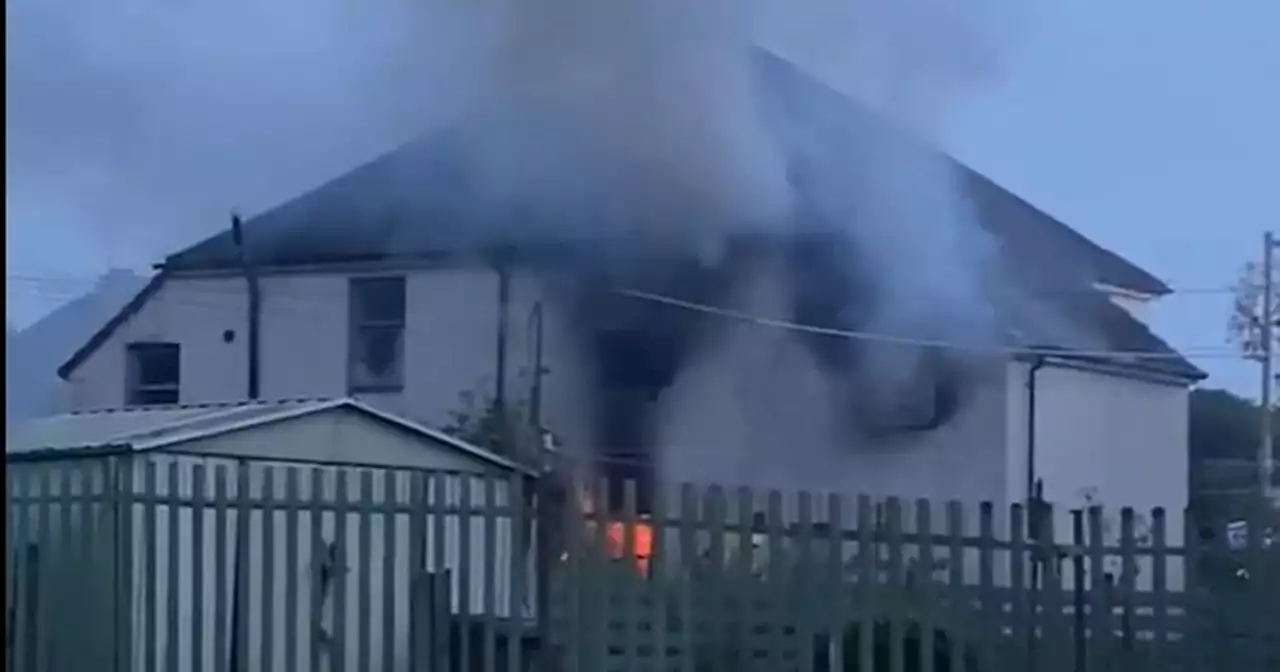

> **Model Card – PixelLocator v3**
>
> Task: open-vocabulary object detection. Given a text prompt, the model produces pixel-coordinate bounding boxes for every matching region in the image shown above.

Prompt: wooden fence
[556,481,1280,672]
[6,455,1280,672]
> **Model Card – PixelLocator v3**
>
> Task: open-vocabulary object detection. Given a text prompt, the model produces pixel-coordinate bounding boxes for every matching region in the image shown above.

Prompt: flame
[578,484,653,575]
[605,520,653,575]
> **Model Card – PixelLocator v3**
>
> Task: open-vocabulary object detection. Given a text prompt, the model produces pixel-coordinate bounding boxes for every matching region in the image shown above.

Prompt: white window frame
[347,276,406,393]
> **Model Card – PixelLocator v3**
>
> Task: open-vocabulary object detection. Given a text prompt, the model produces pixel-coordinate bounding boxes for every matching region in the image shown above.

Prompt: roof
[56,273,165,380]
[8,270,150,417]
[5,397,528,473]
[160,49,1170,297]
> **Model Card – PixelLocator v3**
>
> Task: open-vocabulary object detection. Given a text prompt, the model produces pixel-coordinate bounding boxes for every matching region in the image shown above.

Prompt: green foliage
[1190,388,1273,462]
[1188,388,1277,523]
[439,379,532,456]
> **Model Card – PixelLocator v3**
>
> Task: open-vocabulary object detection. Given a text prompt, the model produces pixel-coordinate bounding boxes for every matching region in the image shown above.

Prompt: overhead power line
[4,272,1249,360]
[616,288,1241,361]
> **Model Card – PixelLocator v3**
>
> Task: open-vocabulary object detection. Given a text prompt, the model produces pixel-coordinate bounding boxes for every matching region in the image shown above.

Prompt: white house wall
[63,267,1011,506]
[64,270,515,425]
[67,277,250,409]
[1006,360,1190,591]
[126,451,520,672]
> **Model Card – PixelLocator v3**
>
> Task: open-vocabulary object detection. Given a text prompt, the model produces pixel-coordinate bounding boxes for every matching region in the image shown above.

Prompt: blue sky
[5,0,1275,396]
[946,1,1277,397]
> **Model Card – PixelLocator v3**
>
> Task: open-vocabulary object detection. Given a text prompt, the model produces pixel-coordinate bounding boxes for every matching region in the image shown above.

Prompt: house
[6,397,531,672]
[54,49,1202,550]
[6,268,146,421]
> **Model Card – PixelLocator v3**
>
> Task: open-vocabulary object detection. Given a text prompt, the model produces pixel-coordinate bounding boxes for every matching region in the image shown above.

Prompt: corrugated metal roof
[5,398,332,454]
[5,397,527,473]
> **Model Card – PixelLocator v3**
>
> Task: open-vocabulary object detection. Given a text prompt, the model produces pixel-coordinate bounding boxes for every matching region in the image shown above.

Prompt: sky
[5,0,1276,397]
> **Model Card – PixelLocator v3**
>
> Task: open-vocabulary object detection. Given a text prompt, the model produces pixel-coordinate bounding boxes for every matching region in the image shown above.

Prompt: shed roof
[4,397,527,473]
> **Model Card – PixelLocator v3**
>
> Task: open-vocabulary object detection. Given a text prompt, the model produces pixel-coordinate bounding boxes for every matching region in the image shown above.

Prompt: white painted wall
[1007,360,1190,590]
[64,271,516,425]
[67,277,250,409]
[62,268,1008,507]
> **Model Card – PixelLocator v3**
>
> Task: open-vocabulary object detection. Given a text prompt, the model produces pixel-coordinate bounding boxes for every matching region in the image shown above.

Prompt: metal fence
[6,455,1280,672]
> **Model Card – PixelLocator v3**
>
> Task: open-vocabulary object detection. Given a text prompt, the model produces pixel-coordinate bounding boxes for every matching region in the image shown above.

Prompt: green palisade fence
[6,455,1280,672]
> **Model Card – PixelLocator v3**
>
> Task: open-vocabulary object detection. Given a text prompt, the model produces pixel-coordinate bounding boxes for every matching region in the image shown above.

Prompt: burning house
[57,47,1200,528]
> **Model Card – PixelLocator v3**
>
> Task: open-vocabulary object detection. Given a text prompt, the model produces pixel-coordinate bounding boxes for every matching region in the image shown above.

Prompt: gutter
[231,215,261,400]
[1012,351,1202,387]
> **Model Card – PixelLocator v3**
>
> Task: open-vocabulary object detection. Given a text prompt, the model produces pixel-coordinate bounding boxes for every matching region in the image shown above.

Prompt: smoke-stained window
[348,277,406,393]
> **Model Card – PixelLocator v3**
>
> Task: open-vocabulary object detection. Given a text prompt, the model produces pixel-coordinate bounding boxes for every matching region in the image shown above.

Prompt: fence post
[113,456,136,672]
[408,471,427,671]
[1149,507,1169,671]
[1009,502,1027,672]
[1070,509,1086,672]
[825,493,845,672]
[534,465,565,672]
[1118,508,1137,658]
[1086,506,1110,669]
[1037,503,1064,672]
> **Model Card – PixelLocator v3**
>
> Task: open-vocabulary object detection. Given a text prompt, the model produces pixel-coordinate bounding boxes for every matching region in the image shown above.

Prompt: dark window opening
[594,328,681,392]
[348,277,406,392]
[588,327,679,516]
[126,342,180,406]
[851,351,964,435]
[593,388,657,515]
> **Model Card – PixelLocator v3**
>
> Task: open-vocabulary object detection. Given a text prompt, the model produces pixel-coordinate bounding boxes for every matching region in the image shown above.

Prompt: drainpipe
[231,215,261,400]
[1025,356,1046,503]
[1025,356,1047,671]
[491,246,514,454]
[527,302,546,435]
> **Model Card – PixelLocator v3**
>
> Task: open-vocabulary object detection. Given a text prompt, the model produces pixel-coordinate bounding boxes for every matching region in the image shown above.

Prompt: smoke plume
[10,0,1025,434]
[453,0,1021,416]
[458,0,793,255]
[756,0,1023,133]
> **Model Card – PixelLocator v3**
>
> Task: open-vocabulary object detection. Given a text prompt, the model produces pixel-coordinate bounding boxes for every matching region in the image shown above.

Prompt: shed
[6,397,535,672]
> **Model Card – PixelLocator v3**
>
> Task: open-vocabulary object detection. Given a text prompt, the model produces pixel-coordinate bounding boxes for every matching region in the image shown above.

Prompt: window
[348,276,406,392]
[126,342,180,406]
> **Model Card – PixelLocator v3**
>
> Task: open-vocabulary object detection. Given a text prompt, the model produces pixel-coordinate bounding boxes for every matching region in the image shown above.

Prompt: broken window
[348,276,406,392]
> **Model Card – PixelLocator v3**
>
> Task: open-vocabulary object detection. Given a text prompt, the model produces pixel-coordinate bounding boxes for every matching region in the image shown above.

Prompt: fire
[605,520,653,575]
[578,485,654,575]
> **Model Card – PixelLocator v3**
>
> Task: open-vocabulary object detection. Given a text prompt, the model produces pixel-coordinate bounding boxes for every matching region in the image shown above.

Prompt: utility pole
[1261,231,1277,499]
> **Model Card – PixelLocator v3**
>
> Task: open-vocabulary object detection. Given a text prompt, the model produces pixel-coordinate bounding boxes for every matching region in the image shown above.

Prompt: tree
[440,375,543,458]
[1188,388,1277,522]
[1190,388,1270,462]
[1227,259,1280,363]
